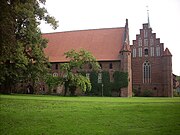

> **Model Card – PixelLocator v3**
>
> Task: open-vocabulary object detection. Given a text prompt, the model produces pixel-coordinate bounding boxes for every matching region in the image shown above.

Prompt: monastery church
[43,19,173,97]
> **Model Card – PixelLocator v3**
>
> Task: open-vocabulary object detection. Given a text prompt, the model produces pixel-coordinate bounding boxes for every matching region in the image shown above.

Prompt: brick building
[130,23,173,97]
[43,19,132,97]
[43,19,173,97]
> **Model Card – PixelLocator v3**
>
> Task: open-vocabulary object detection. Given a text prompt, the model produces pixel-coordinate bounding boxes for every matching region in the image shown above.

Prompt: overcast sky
[40,0,180,75]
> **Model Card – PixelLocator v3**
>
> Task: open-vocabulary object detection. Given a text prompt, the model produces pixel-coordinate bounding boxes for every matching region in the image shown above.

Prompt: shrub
[83,71,128,97]
[112,71,128,91]
[173,89,180,97]
[142,90,153,97]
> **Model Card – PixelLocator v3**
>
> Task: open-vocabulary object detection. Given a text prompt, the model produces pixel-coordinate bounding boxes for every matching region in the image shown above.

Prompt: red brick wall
[131,23,173,97]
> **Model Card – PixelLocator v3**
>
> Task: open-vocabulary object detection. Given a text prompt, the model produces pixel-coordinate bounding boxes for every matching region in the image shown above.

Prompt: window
[150,37,154,46]
[98,73,102,83]
[138,38,142,46]
[143,61,151,83]
[99,63,102,69]
[150,47,154,56]
[144,39,148,46]
[144,48,148,56]
[156,46,160,56]
[86,73,90,80]
[144,30,148,38]
[53,73,58,77]
[109,63,113,69]
[138,48,142,57]
[132,48,136,57]
[55,64,58,70]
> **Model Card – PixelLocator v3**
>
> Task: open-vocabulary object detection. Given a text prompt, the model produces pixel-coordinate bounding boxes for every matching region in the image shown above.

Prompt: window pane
[151,47,154,56]
[143,61,151,83]
[138,38,142,46]
[150,38,154,46]
[133,48,136,57]
[144,39,148,46]
[98,73,102,83]
[109,63,113,69]
[139,48,142,57]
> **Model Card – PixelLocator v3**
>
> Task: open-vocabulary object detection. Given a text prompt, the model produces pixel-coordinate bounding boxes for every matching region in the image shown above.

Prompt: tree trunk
[69,86,76,96]
[64,81,69,96]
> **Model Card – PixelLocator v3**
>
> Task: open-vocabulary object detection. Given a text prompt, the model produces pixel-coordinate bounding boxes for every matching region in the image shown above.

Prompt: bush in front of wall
[102,71,112,96]
[142,89,153,97]
[112,71,128,92]
[82,71,129,97]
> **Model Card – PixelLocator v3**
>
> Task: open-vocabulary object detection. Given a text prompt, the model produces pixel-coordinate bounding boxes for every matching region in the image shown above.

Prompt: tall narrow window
[150,47,154,56]
[144,48,148,56]
[133,48,136,57]
[156,46,160,56]
[138,38,142,46]
[150,37,154,46]
[144,39,148,46]
[55,64,58,70]
[109,63,113,69]
[144,30,148,38]
[143,61,151,83]
[138,48,142,57]
[98,73,102,83]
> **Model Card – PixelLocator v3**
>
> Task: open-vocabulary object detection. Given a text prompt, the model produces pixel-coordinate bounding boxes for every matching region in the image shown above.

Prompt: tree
[0,0,58,93]
[60,49,100,96]
[45,73,62,94]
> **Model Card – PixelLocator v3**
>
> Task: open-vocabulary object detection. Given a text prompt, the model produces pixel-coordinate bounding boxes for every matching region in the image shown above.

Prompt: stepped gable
[163,48,172,56]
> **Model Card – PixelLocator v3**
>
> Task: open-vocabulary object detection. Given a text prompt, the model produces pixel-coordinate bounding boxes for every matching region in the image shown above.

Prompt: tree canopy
[60,49,100,96]
[0,0,58,93]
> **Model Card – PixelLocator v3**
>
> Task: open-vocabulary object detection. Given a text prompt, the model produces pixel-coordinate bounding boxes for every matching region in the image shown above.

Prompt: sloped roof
[43,28,125,62]
[163,48,172,56]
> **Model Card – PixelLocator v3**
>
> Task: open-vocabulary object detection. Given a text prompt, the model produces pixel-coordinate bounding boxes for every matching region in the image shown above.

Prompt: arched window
[53,72,58,77]
[143,61,151,83]
[144,48,148,56]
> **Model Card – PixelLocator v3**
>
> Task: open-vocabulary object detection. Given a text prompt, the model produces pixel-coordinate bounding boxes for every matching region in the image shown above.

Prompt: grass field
[0,95,180,135]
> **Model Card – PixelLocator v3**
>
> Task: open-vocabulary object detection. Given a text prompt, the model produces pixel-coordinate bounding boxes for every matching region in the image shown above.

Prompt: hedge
[84,71,128,96]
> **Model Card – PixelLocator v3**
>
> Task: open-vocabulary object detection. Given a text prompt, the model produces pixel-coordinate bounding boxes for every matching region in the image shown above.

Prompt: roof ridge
[42,27,124,35]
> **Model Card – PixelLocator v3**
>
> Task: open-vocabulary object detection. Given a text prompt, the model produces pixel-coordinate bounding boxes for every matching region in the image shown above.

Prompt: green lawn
[0,95,180,135]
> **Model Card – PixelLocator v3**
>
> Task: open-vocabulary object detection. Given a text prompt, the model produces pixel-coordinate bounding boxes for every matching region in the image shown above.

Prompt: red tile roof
[43,28,125,62]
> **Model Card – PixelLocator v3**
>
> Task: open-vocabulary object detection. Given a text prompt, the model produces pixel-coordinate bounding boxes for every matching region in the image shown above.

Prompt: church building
[43,19,173,97]
[130,23,173,97]
[43,19,132,97]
